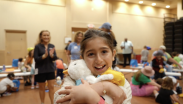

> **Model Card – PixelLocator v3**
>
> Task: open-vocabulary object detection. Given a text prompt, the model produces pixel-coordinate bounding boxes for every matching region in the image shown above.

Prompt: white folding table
[0,72,31,78]
[0,65,13,69]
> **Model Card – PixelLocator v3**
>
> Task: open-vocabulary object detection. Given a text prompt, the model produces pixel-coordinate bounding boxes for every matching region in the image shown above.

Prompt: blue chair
[12,59,18,67]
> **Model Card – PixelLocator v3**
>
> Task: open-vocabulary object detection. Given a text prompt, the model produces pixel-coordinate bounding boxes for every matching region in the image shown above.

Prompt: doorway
[5,30,27,65]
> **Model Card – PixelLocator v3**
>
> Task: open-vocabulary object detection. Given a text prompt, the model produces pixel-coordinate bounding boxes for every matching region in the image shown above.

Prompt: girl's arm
[170,94,182,104]
[24,57,31,70]
[89,81,127,104]
[147,79,161,88]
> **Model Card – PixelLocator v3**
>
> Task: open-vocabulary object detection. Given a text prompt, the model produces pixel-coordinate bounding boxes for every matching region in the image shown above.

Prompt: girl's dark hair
[162,77,173,90]
[80,29,114,58]
[18,58,23,62]
[172,52,178,57]
[7,73,15,79]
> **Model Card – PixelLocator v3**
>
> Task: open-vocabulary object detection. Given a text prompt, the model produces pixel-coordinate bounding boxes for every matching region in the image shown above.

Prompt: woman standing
[67,31,83,64]
[34,30,57,104]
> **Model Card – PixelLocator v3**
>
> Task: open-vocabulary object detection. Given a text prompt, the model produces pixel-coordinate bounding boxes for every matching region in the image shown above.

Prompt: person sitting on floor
[156,76,182,95]
[130,66,161,96]
[152,50,166,80]
[0,73,17,97]
[153,77,182,104]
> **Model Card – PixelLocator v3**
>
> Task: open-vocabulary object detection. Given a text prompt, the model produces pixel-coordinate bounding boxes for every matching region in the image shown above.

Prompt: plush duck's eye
[74,63,77,65]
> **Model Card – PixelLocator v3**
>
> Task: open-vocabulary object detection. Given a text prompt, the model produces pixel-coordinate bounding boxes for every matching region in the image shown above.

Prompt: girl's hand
[159,65,163,68]
[28,66,31,71]
[56,79,100,104]
[106,82,127,104]
[49,48,55,58]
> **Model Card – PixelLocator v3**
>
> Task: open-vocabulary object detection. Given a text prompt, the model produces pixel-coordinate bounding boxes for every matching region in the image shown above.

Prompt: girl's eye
[88,53,94,56]
[102,50,108,54]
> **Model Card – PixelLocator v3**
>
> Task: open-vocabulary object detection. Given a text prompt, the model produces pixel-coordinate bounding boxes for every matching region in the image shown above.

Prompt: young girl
[154,77,181,104]
[24,47,38,89]
[0,73,17,96]
[54,29,132,104]
[130,66,161,96]
[152,50,166,80]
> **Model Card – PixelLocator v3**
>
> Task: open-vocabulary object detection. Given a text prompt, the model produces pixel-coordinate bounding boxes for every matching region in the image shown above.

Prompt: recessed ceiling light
[125,0,129,2]
[152,3,156,6]
[139,1,143,4]
[166,5,170,8]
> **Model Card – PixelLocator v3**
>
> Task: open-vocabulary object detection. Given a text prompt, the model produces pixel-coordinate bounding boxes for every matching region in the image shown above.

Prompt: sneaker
[3,92,11,96]
[31,85,35,89]
[36,85,39,89]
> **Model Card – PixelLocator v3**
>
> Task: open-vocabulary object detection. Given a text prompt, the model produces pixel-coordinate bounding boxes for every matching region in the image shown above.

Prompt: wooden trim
[3,0,66,7]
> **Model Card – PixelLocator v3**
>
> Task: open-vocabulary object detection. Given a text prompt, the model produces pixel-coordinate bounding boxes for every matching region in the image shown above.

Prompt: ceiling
[112,0,178,9]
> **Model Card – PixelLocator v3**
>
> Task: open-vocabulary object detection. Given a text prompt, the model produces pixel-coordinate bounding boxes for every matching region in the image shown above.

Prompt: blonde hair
[35,30,50,45]
[162,77,173,90]
[74,31,83,43]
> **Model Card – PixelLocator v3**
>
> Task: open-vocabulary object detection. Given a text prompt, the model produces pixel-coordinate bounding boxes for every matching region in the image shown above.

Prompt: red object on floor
[136,54,141,63]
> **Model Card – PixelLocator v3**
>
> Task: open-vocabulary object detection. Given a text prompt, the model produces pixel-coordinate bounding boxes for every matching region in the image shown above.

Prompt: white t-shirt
[18,62,24,70]
[120,41,133,54]
[0,78,14,93]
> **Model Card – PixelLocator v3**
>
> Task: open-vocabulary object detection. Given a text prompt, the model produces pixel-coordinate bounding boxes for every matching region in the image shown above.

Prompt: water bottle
[23,67,26,73]
[2,65,6,71]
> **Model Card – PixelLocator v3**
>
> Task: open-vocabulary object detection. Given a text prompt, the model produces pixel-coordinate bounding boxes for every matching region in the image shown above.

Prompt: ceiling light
[125,0,129,2]
[152,3,156,6]
[139,1,143,4]
[166,5,170,8]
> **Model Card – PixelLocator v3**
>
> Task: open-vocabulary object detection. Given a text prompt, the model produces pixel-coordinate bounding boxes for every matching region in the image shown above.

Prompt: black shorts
[35,72,55,83]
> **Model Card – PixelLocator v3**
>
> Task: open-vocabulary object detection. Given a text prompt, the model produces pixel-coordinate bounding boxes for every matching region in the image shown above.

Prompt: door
[5,30,27,65]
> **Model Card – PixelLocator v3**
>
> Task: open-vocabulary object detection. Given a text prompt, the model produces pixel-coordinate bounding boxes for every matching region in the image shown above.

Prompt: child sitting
[152,50,166,80]
[0,73,17,96]
[154,77,181,104]
[156,76,182,95]
[172,52,181,67]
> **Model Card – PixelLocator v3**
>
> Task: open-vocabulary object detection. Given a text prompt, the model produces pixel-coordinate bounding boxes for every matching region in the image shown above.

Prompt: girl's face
[77,34,83,43]
[83,37,116,76]
[157,55,162,59]
[41,31,50,43]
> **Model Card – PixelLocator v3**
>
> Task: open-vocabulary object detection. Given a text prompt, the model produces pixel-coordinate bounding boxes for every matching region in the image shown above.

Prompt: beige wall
[170,8,177,14]
[0,0,173,65]
[111,1,170,52]
[0,0,66,50]
[177,0,183,19]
